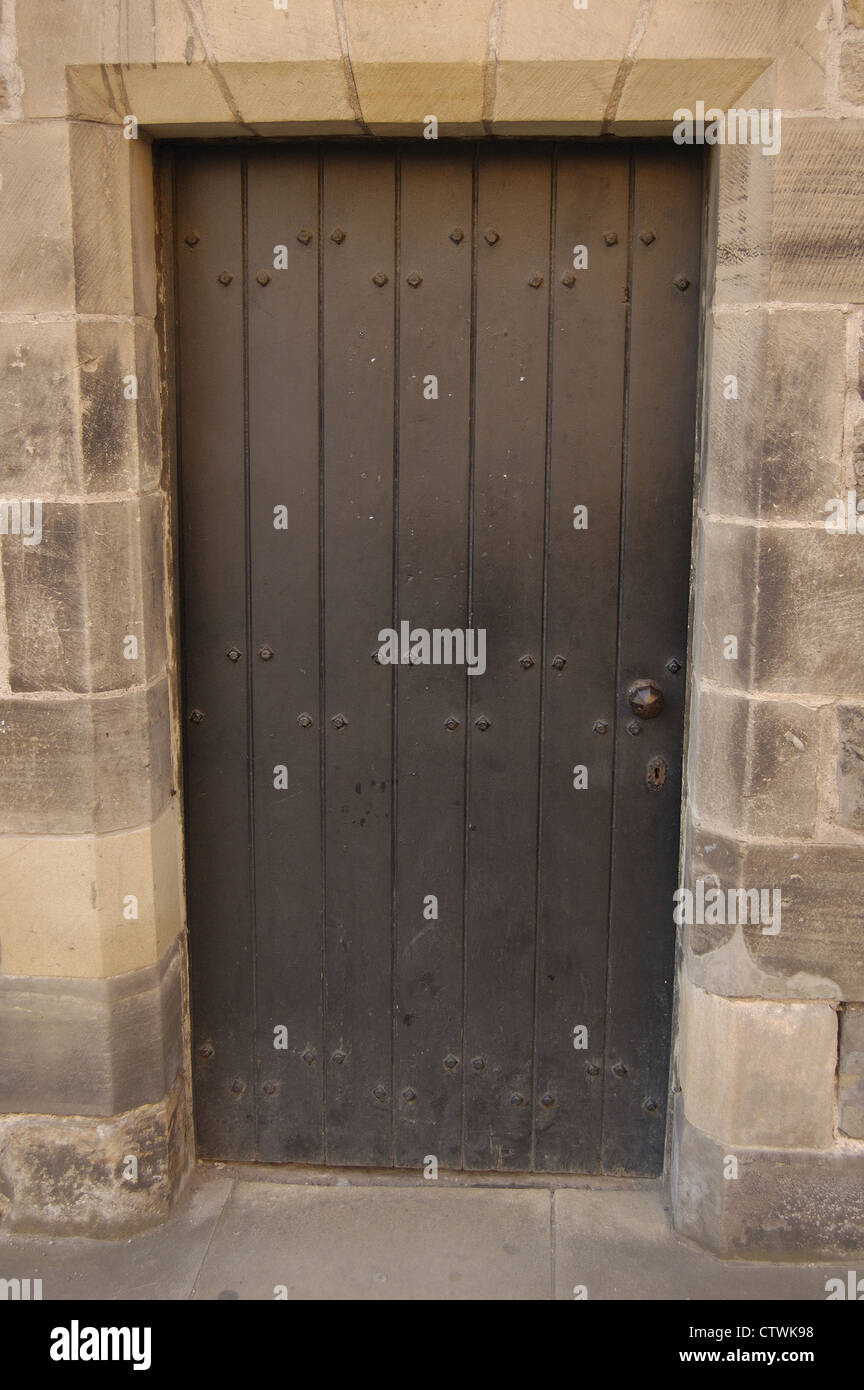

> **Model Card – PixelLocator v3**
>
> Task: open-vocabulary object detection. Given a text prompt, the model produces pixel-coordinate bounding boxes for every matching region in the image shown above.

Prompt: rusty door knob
[628,679,664,719]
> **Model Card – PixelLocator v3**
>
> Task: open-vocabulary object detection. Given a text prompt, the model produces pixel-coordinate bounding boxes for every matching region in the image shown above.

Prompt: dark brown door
[173,140,702,1176]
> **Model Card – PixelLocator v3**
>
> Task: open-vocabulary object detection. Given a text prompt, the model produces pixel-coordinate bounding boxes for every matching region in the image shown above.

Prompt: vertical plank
[322,147,396,1165]
[176,149,255,1159]
[603,146,703,1175]
[533,145,631,1173]
[463,145,552,1171]
[247,147,323,1162]
[393,147,474,1170]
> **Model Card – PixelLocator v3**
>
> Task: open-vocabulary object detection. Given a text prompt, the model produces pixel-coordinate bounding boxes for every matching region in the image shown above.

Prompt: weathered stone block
[0,941,182,1118]
[0,682,173,836]
[0,1073,190,1236]
[712,125,774,305]
[770,119,864,302]
[841,32,864,104]
[699,522,864,696]
[849,0,864,27]
[493,60,618,130]
[837,704,864,832]
[677,975,836,1148]
[69,122,156,317]
[0,804,183,979]
[0,320,80,493]
[635,0,829,108]
[672,1101,864,1261]
[0,122,74,311]
[691,687,818,838]
[685,832,864,1001]
[616,58,771,129]
[839,1003,864,1138]
[704,310,845,522]
[1,496,167,694]
[78,320,162,494]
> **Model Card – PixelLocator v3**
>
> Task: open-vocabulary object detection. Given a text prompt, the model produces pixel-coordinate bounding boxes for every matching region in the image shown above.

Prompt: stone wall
[0,0,861,1254]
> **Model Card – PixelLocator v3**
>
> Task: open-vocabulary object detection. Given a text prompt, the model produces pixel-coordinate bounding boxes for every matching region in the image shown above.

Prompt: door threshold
[197,1159,662,1191]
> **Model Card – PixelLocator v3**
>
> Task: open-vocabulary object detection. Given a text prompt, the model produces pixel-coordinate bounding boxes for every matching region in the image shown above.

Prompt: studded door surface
[174,141,702,1175]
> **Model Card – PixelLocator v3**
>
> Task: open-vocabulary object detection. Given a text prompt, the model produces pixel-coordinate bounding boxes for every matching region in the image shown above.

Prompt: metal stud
[231,1078,245,1094]
[262,1080,277,1096]
[184,232,200,247]
[540,1092,556,1108]
[519,654,535,669]
[217,271,233,286]
[471,1057,485,1071]
[301,1049,316,1066]
[510,1093,525,1106]
[226,647,241,662]
[552,655,566,671]
[593,719,608,735]
[561,271,577,287]
[449,228,464,244]
[199,1043,215,1058]
[604,232,619,246]
[296,228,313,244]
[256,270,271,286]
[372,271,388,286]
[612,1063,627,1078]
[666,658,682,674]
[297,712,313,728]
[330,227,346,244]
[444,717,459,732]
[484,228,500,245]
[443,1054,459,1070]
[190,709,204,724]
[331,713,347,730]
[639,230,656,245]
[373,1085,387,1100]
[406,271,423,287]
[644,1097,658,1112]
[258,646,274,661]
[474,716,491,732]
[371,649,381,663]
[528,273,544,288]
[402,1087,417,1102]
[626,720,642,736]
[331,1050,346,1065]
[585,1063,600,1077]
[673,274,691,291]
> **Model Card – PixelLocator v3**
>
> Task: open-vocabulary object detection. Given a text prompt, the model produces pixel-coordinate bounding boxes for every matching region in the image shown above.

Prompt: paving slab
[0,1173,233,1301]
[191,1181,552,1301]
[553,1188,849,1301]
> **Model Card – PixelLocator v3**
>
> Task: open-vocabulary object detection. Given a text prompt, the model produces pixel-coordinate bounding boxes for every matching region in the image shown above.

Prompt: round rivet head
[604,232,619,246]
[585,1063,600,1077]
[552,655,566,671]
[297,712,313,728]
[301,1049,316,1066]
[561,271,577,287]
[372,271,388,286]
[475,716,491,732]
[484,228,500,245]
[528,273,544,288]
[184,232,200,247]
[258,646,274,661]
[199,1043,214,1059]
[471,1057,485,1072]
[406,271,423,287]
[644,1098,658,1112]
[331,713,347,730]
[402,1088,416,1102]
[627,720,642,736]
[510,1092,525,1107]
[217,271,233,286]
[331,1050,346,1065]
[612,1063,627,1078]
[519,654,535,669]
[640,230,656,245]
[190,709,204,724]
[593,719,608,735]
[297,228,313,245]
[226,647,241,662]
[674,274,691,291]
[330,227,346,244]
[444,717,460,732]
[256,270,271,286]
[666,658,682,675]
[443,1054,459,1070]
[449,228,464,244]
[262,1080,277,1096]
[373,1085,387,1101]
[540,1093,556,1108]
